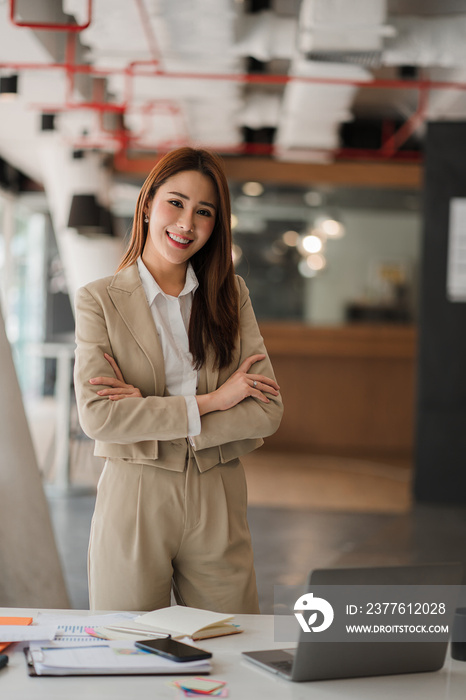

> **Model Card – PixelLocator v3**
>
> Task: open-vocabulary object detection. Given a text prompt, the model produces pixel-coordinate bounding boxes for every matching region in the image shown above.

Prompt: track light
[41,113,56,131]
[68,194,102,230]
[68,194,114,236]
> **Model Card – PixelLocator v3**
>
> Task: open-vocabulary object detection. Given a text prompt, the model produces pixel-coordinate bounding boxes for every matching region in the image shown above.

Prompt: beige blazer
[74,264,283,473]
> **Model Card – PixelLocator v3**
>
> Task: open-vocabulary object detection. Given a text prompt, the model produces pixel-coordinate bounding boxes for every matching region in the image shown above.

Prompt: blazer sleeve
[74,285,190,444]
[190,276,283,451]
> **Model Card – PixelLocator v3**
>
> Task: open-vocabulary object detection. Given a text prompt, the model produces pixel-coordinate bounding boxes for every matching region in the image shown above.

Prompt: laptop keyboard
[270,659,293,673]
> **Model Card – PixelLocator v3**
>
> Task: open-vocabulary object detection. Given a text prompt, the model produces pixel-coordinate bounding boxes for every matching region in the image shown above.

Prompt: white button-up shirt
[137,257,201,437]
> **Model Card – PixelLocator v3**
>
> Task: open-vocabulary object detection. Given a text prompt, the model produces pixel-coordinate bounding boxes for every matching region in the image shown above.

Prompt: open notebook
[97,606,242,641]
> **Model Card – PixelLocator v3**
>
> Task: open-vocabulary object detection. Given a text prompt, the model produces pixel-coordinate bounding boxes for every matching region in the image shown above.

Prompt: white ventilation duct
[382,15,466,124]
[76,0,245,149]
[383,15,466,68]
[426,67,466,121]
[275,59,373,155]
[40,139,123,299]
[240,92,282,129]
[299,0,392,53]
[8,0,466,173]
[272,0,388,160]
[234,10,297,62]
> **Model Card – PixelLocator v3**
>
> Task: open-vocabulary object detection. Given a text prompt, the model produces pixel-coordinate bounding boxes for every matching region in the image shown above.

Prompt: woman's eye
[198,209,212,217]
[169,199,182,208]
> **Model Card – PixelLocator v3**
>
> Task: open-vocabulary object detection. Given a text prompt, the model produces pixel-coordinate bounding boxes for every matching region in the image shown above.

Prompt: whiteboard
[447,198,466,302]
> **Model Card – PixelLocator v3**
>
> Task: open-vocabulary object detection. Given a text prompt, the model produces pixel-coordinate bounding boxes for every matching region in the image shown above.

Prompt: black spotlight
[67,194,102,230]
[0,74,18,99]
[41,113,56,131]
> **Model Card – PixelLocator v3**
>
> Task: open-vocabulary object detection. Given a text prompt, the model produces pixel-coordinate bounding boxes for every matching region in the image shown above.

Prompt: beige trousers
[88,452,260,614]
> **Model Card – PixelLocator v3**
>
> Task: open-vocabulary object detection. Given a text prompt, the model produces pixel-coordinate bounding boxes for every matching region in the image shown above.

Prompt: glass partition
[0,191,47,396]
[230,182,421,324]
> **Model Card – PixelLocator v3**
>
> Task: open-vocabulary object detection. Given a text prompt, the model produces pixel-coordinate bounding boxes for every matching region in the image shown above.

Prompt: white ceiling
[1,0,466,185]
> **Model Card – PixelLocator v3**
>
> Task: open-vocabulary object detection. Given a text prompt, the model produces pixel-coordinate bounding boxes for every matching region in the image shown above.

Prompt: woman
[74,147,283,614]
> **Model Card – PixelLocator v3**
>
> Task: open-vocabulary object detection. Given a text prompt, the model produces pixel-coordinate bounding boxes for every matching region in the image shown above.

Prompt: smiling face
[142,170,217,279]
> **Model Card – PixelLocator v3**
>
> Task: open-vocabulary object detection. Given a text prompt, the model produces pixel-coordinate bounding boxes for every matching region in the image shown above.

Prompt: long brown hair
[117,147,239,369]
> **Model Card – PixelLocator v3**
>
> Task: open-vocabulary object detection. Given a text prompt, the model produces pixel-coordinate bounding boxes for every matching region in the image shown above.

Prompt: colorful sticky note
[174,677,227,696]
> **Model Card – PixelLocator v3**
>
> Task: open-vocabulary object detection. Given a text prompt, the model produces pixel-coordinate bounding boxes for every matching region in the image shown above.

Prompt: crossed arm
[75,276,283,448]
[90,351,280,415]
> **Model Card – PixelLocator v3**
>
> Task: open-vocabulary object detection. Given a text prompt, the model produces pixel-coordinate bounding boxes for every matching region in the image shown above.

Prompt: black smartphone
[135,638,212,663]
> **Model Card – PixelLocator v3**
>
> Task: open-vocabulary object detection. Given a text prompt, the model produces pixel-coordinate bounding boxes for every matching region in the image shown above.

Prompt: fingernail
[89,379,95,383]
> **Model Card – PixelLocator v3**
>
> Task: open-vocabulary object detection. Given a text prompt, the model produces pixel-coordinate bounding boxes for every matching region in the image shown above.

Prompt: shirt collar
[137,257,199,305]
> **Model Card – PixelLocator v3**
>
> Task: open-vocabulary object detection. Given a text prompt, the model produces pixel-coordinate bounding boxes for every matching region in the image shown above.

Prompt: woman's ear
[143,199,153,222]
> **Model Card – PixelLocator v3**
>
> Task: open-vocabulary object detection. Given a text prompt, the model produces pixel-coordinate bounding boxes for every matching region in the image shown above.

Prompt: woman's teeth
[168,232,191,245]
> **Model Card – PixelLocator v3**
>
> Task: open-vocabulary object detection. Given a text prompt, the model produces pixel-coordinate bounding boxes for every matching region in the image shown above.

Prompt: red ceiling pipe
[380,84,430,155]
[7,0,424,163]
[134,0,161,64]
[30,100,188,115]
[126,63,466,93]
[31,101,127,114]
[0,62,123,76]
[10,0,92,31]
[380,119,396,158]
[64,31,76,105]
[3,58,466,94]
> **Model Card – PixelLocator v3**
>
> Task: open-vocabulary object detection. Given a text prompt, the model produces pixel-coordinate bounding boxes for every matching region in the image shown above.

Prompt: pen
[38,644,109,651]
[0,654,9,670]
[103,626,171,638]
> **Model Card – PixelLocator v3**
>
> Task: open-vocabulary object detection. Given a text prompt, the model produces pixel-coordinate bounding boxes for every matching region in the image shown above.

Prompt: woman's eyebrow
[168,190,216,211]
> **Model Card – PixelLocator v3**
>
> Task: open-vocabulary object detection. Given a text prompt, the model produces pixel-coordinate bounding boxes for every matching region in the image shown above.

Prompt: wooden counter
[260,323,417,460]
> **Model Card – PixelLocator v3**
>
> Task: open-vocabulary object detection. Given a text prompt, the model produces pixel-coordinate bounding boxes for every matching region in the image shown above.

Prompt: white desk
[1,609,466,699]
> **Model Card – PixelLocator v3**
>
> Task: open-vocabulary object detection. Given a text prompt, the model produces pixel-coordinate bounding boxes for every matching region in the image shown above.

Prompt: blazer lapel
[107,265,166,393]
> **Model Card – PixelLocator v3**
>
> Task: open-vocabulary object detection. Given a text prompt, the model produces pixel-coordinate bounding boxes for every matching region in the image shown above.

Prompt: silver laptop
[243,563,462,682]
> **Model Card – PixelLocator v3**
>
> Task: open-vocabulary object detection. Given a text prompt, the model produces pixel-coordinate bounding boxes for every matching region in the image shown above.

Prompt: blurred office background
[1,0,466,611]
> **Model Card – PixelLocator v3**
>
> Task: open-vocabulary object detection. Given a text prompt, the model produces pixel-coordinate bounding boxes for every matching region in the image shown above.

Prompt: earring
[144,215,149,223]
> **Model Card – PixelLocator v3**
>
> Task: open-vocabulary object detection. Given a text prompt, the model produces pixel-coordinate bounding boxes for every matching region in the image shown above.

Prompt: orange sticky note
[0,616,33,652]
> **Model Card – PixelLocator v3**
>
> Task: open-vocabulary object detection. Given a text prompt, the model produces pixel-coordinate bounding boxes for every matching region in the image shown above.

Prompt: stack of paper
[0,623,57,643]
[0,617,33,652]
[26,640,212,677]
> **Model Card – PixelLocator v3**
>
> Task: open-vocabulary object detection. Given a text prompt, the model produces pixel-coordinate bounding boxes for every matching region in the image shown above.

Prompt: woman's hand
[89,353,143,401]
[196,353,280,416]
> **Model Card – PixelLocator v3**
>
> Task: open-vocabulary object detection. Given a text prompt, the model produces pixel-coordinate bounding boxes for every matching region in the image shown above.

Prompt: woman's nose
[177,209,194,232]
